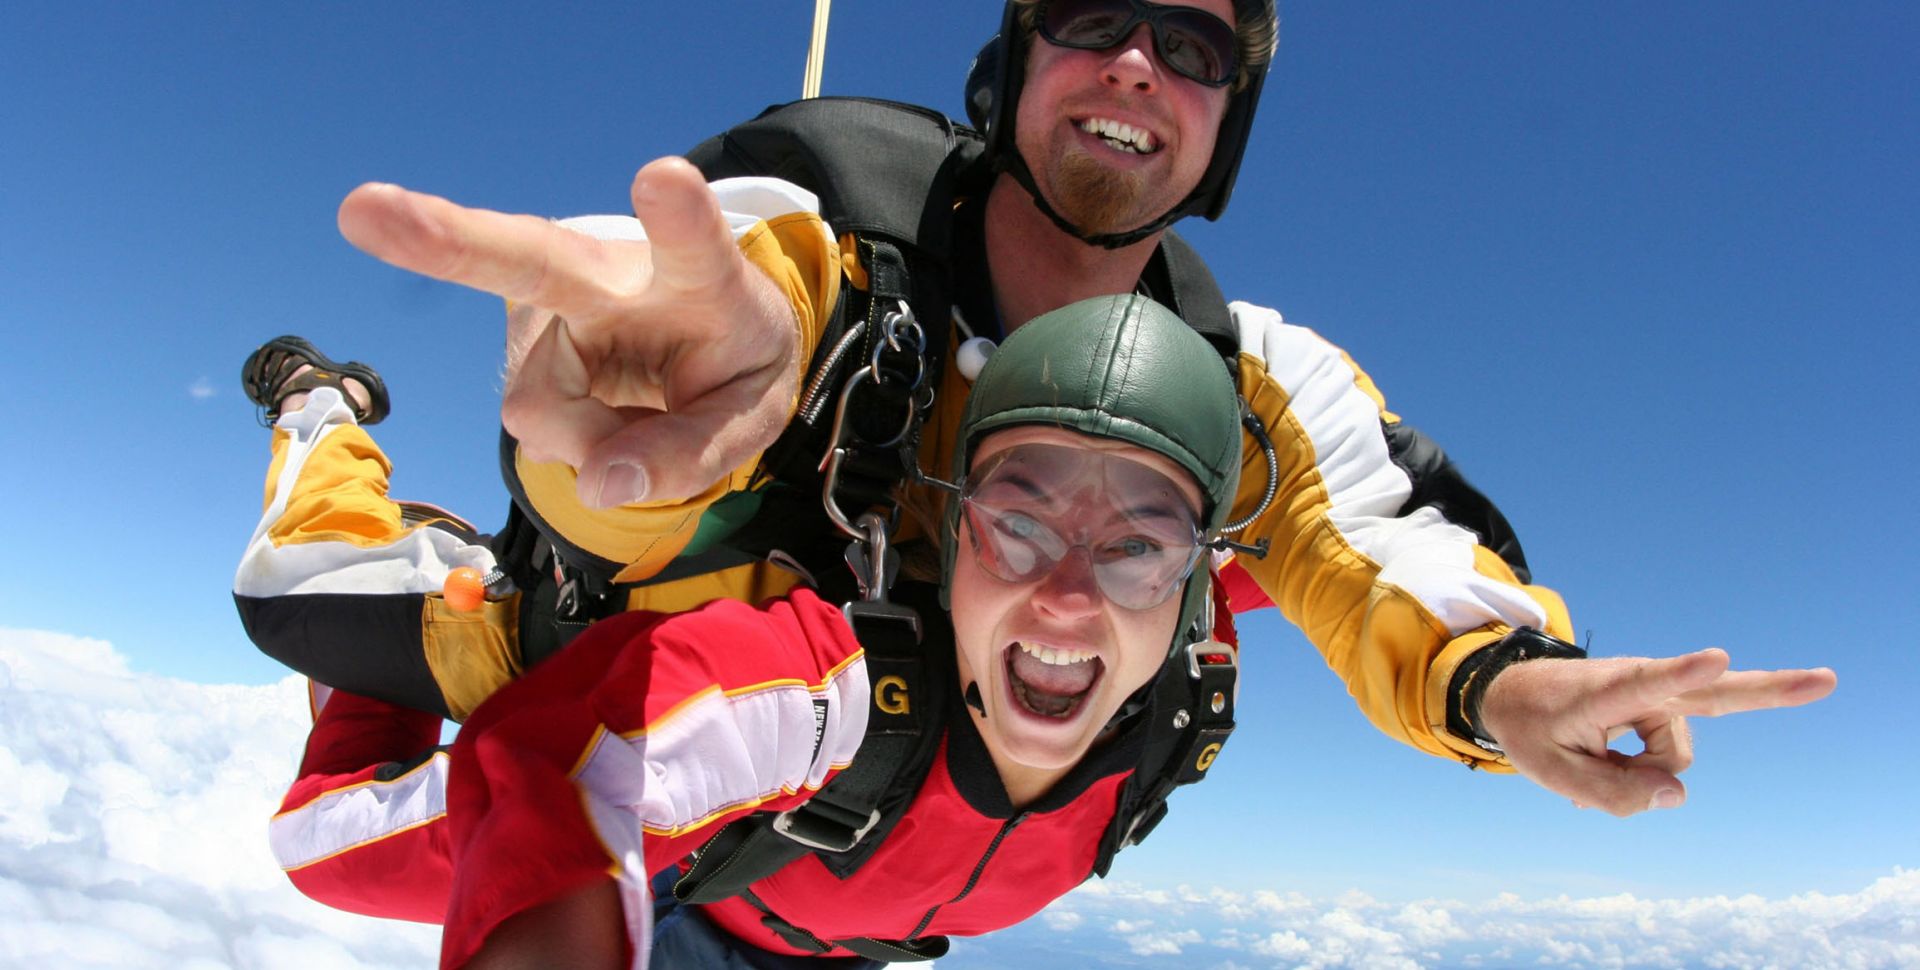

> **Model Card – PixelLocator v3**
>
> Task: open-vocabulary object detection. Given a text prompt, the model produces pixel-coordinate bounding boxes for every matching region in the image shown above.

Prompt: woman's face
[949,425,1205,784]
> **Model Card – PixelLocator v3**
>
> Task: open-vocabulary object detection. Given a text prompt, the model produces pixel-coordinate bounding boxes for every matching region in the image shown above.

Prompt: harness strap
[1095,638,1238,877]
[742,888,952,963]
[1152,232,1239,360]
[672,589,948,906]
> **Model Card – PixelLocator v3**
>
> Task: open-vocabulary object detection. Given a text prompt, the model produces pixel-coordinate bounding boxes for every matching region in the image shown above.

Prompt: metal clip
[817,366,876,540]
[554,573,582,621]
[817,299,933,541]
[868,301,927,390]
[842,512,898,603]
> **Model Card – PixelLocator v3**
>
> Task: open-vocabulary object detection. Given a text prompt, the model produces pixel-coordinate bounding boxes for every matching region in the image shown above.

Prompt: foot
[274,364,374,417]
[242,336,391,426]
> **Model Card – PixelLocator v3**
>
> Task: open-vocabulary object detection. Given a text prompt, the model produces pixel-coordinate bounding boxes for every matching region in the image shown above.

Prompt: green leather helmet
[941,293,1243,644]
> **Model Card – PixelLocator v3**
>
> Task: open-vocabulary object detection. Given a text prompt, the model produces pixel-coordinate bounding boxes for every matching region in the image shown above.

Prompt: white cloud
[0,628,438,969]
[1124,927,1200,956]
[189,378,216,400]
[1041,908,1082,931]
[960,873,1920,969]
[1251,929,1313,960]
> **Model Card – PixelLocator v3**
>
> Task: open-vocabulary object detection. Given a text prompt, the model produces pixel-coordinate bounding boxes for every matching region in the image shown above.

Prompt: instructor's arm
[337,156,803,509]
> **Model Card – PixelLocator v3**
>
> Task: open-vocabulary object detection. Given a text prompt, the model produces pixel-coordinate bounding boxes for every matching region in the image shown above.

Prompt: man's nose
[1101,24,1162,94]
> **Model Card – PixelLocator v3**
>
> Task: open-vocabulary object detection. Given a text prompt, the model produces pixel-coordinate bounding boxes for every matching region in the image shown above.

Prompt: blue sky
[1,0,1914,962]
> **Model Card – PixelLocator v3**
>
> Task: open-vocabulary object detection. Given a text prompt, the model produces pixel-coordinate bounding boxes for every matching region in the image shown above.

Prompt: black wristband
[1446,627,1587,754]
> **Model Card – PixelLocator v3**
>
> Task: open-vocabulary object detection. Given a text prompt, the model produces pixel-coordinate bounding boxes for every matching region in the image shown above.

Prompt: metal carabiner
[868,301,927,393]
[818,365,874,541]
[818,299,934,542]
[858,512,893,602]
[840,510,900,603]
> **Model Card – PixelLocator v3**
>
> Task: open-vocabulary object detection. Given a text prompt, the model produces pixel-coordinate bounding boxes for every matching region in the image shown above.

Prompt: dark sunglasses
[1038,0,1240,88]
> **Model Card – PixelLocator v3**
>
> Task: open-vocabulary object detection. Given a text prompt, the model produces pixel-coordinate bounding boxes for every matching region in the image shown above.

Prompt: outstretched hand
[1478,649,1836,817]
[337,157,801,508]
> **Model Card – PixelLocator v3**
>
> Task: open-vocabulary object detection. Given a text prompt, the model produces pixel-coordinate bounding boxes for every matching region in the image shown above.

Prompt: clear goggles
[959,442,1206,611]
[1037,0,1240,88]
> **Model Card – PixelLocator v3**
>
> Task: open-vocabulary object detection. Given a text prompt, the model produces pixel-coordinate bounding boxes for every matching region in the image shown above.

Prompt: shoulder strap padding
[684,97,987,251]
[1149,230,1238,363]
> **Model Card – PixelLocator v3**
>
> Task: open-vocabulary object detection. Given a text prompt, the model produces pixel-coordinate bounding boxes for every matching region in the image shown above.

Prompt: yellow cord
[803,0,832,98]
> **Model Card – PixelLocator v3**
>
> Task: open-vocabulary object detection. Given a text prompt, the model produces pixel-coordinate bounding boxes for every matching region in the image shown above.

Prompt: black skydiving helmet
[938,293,1245,700]
[965,0,1279,249]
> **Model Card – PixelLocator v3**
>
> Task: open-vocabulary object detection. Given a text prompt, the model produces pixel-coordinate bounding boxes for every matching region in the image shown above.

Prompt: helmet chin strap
[998,151,1183,251]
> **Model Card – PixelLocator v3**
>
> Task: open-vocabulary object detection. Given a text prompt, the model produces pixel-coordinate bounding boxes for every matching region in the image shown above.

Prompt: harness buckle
[553,563,585,621]
[771,804,885,854]
[1185,639,1238,681]
[1175,640,1238,784]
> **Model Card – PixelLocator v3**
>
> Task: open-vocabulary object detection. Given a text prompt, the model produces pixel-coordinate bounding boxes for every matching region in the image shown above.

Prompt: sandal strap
[242,335,390,426]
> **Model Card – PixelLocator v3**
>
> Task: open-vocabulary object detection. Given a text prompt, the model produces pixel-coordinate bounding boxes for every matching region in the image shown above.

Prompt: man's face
[950,425,1204,776]
[1013,0,1236,235]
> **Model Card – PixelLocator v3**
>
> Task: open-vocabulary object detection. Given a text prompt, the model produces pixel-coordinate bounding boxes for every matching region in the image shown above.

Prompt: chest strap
[671,587,952,958]
[1096,638,1238,876]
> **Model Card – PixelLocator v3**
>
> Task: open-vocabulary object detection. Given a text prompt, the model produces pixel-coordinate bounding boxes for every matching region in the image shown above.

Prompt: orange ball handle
[443,566,487,612]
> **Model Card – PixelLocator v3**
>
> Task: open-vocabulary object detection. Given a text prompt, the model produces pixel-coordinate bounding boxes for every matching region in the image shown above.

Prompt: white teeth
[1017,641,1095,666]
[1078,117,1155,154]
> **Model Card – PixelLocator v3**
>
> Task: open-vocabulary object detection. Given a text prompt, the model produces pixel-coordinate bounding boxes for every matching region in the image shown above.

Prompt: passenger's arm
[270,687,455,922]
[438,592,869,969]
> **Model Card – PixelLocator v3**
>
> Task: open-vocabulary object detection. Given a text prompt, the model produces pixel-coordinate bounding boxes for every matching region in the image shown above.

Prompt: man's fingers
[577,366,793,508]
[629,157,745,294]
[338,182,639,318]
[505,392,634,473]
[502,317,628,468]
[1668,667,1838,718]
[1630,712,1694,777]
[576,409,742,508]
[1512,742,1687,818]
[1583,648,1730,727]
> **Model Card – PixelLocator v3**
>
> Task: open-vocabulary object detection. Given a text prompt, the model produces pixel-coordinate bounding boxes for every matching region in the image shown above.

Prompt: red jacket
[271,588,1176,966]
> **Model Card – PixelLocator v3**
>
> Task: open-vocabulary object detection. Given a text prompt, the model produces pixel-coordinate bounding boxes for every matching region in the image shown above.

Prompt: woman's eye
[996,512,1043,541]
[1110,536,1163,560]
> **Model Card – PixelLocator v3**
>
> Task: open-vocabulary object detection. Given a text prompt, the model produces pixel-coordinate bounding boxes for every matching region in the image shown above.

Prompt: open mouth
[1076,117,1160,156]
[1004,640,1104,719]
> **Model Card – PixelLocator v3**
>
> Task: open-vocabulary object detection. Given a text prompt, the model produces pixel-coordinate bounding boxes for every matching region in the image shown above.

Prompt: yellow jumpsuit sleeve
[1225,307,1575,770]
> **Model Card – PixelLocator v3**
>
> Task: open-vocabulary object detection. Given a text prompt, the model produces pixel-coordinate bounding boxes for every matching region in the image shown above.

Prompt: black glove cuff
[1446,627,1587,754]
